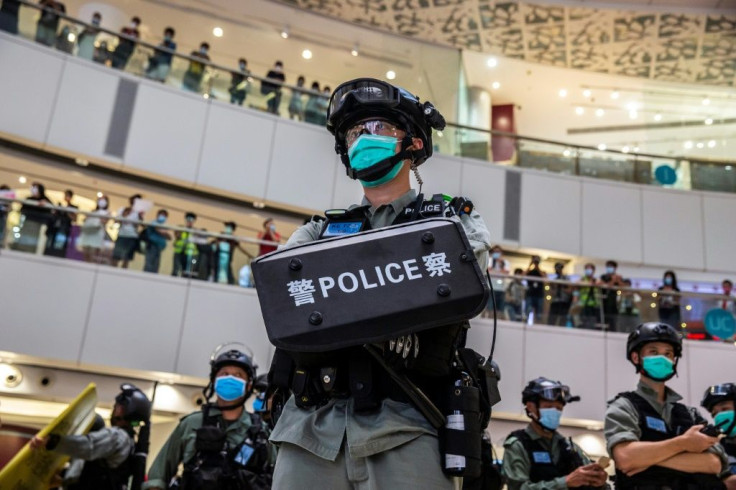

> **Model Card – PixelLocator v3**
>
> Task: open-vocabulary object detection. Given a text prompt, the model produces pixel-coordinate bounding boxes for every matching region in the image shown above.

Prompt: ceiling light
[633,146,640,152]
[563,149,571,157]
[702,97,710,106]
[212,27,223,37]
[386,70,396,80]
[610,91,619,99]
[622,146,630,153]
[301,49,313,60]
[595,108,604,117]
[629,110,638,119]
[486,57,498,68]
[558,89,567,98]
[575,107,584,115]
[708,140,716,148]
[96,191,103,198]
[351,44,359,56]
[67,31,76,42]
[597,143,607,151]
[280,26,289,39]
[582,89,591,98]
[18,176,27,184]
[253,201,266,209]
[491,81,500,90]
[697,142,705,149]
[705,117,713,125]
[684,141,693,149]
[654,113,662,122]
[75,157,88,166]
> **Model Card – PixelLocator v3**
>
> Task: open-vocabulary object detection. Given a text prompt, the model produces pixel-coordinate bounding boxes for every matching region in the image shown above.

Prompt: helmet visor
[539,385,572,403]
[345,120,404,148]
[708,384,736,396]
[328,79,401,121]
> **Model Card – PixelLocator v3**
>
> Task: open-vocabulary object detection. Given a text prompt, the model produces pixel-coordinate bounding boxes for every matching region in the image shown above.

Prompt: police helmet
[522,377,580,405]
[114,383,152,423]
[210,349,256,381]
[701,383,736,412]
[326,78,445,174]
[626,322,682,363]
[254,373,269,393]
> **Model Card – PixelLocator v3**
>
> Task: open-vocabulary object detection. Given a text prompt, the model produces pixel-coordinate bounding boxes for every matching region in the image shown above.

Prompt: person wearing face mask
[287,75,306,120]
[548,262,573,327]
[182,42,211,93]
[212,221,253,284]
[0,0,21,34]
[525,255,547,324]
[172,212,199,278]
[78,194,111,263]
[504,378,607,489]
[142,209,171,273]
[146,27,176,82]
[35,0,66,46]
[143,348,273,490]
[76,12,101,60]
[599,260,624,332]
[15,181,52,253]
[658,270,682,328]
[261,61,286,114]
[576,263,601,329]
[303,81,323,125]
[702,383,736,489]
[265,78,489,489]
[229,58,251,106]
[31,384,151,489]
[111,16,141,69]
[605,322,728,490]
[44,188,77,258]
[256,218,280,257]
[485,245,508,319]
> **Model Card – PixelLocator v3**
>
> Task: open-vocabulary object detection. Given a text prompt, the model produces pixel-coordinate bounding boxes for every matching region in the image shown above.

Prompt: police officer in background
[31,384,152,489]
[702,383,736,489]
[143,348,272,490]
[605,322,727,489]
[503,377,608,489]
[268,78,490,488]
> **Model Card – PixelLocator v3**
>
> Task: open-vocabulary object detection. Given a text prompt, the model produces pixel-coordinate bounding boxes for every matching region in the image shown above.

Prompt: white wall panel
[521,173,582,254]
[416,153,463,199]
[124,84,208,182]
[641,189,704,269]
[266,120,337,212]
[196,103,275,198]
[330,157,366,209]
[460,161,506,244]
[176,283,272,378]
[80,270,187,372]
[46,59,120,161]
[702,194,736,272]
[581,182,642,263]
[0,34,64,143]
[684,340,736,412]
[0,252,94,361]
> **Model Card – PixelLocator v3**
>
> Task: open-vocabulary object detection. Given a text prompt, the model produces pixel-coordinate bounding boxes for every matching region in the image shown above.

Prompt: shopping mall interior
[0,0,735,485]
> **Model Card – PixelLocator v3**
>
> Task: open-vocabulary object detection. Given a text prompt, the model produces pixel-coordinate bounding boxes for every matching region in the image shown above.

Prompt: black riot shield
[252,218,489,352]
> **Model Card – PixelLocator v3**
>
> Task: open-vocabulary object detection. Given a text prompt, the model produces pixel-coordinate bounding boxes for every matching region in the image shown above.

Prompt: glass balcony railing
[0,196,279,287]
[486,272,736,343]
[2,0,735,194]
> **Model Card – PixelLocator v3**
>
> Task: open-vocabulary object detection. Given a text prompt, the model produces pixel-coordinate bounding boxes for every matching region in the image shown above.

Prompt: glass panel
[691,160,736,193]
[517,140,576,175]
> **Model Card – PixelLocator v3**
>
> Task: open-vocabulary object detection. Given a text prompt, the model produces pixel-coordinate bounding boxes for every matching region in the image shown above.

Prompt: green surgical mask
[641,355,675,381]
[347,134,403,188]
[714,410,736,438]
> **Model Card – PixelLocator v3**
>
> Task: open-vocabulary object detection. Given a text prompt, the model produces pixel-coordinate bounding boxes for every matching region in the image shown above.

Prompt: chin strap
[346,136,413,182]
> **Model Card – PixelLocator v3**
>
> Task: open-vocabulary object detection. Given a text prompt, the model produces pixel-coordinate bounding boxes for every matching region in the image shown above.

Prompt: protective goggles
[708,383,736,397]
[328,79,412,120]
[345,120,404,148]
[538,385,573,402]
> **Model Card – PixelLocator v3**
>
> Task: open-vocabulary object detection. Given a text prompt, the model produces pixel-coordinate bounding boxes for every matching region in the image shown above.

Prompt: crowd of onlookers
[0,182,281,286]
[484,245,736,335]
[0,1,332,120]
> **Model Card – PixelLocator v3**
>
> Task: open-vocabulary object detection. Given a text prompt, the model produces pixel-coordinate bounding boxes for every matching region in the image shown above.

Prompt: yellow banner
[0,383,98,489]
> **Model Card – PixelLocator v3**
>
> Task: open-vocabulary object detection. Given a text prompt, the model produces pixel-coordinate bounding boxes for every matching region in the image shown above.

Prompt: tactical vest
[506,429,599,489]
[613,392,725,490]
[722,438,736,475]
[66,446,134,490]
[173,230,199,256]
[180,405,272,490]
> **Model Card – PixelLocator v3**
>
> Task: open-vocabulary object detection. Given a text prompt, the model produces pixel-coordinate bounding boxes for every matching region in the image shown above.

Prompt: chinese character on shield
[422,252,451,277]
[287,279,317,306]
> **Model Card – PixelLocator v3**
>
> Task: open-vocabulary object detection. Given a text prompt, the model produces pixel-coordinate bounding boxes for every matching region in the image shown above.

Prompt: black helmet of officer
[205,349,257,401]
[522,377,580,406]
[326,78,445,181]
[702,383,736,413]
[114,383,152,424]
[626,322,682,380]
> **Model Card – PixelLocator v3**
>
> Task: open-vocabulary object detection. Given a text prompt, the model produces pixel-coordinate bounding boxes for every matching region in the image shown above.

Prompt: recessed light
[597,143,607,151]
[212,27,223,37]
[96,191,103,198]
[610,91,619,99]
[491,81,500,90]
[575,107,584,115]
[702,97,710,106]
[633,146,640,152]
[622,146,630,153]
[654,113,662,121]
[18,176,27,184]
[705,117,713,125]
[563,149,571,157]
[684,141,693,149]
[386,70,396,80]
[558,89,567,98]
[708,140,716,148]
[696,142,705,149]
[595,108,604,117]
[583,89,591,98]
[302,49,313,60]
[486,57,497,68]
[253,201,266,209]
[629,110,638,119]
[281,26,289,39]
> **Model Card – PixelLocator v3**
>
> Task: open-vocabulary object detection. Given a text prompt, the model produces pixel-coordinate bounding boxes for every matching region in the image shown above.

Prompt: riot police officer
[31,383,151,489]
[267,78,491,488]
[605,322,727,489]
[143,348,272,490]
[503,377,608,489]
[702,383,736,489]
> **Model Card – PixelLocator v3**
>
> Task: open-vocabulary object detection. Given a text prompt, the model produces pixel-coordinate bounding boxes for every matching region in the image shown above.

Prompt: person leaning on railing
[575,263,600,329]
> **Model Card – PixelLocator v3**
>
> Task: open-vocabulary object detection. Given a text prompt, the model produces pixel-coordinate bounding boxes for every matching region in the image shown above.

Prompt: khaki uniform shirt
[604,380,727,470]
[54,426,133,469]
[269,189,491,461]
[503,425,591,490]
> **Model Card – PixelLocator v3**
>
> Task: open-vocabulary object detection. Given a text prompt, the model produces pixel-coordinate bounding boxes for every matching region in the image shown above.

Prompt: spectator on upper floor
[618,278,641,333]
[182,42,210,93]
[44,188,77,258]
[76,12,101,61]
[525,255,546,324]
[142,209,171,273]
[0,0,20,34]
[78,194,110,263]
[288,75,306,121]
[145,27,176,83]
[212,221,253,285]
[316,85,330,125]
[721,280,736,316]
[55,24,75,53]
[658,270,682,328]
[229,58,250,106]
[261,60,285,114]
[577,262,600,329]
[15,182,52,253]
[0,184,10,244]
[548,262,572,327]
[600,259,624,331]
[304,81,323,125]
[112,194,144,269]
[172,212,199,278]
[485,245,508,319]
[256,218,280,256]
[505,268,525,322]
[35,0,65,47]
[111,16,141,70]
